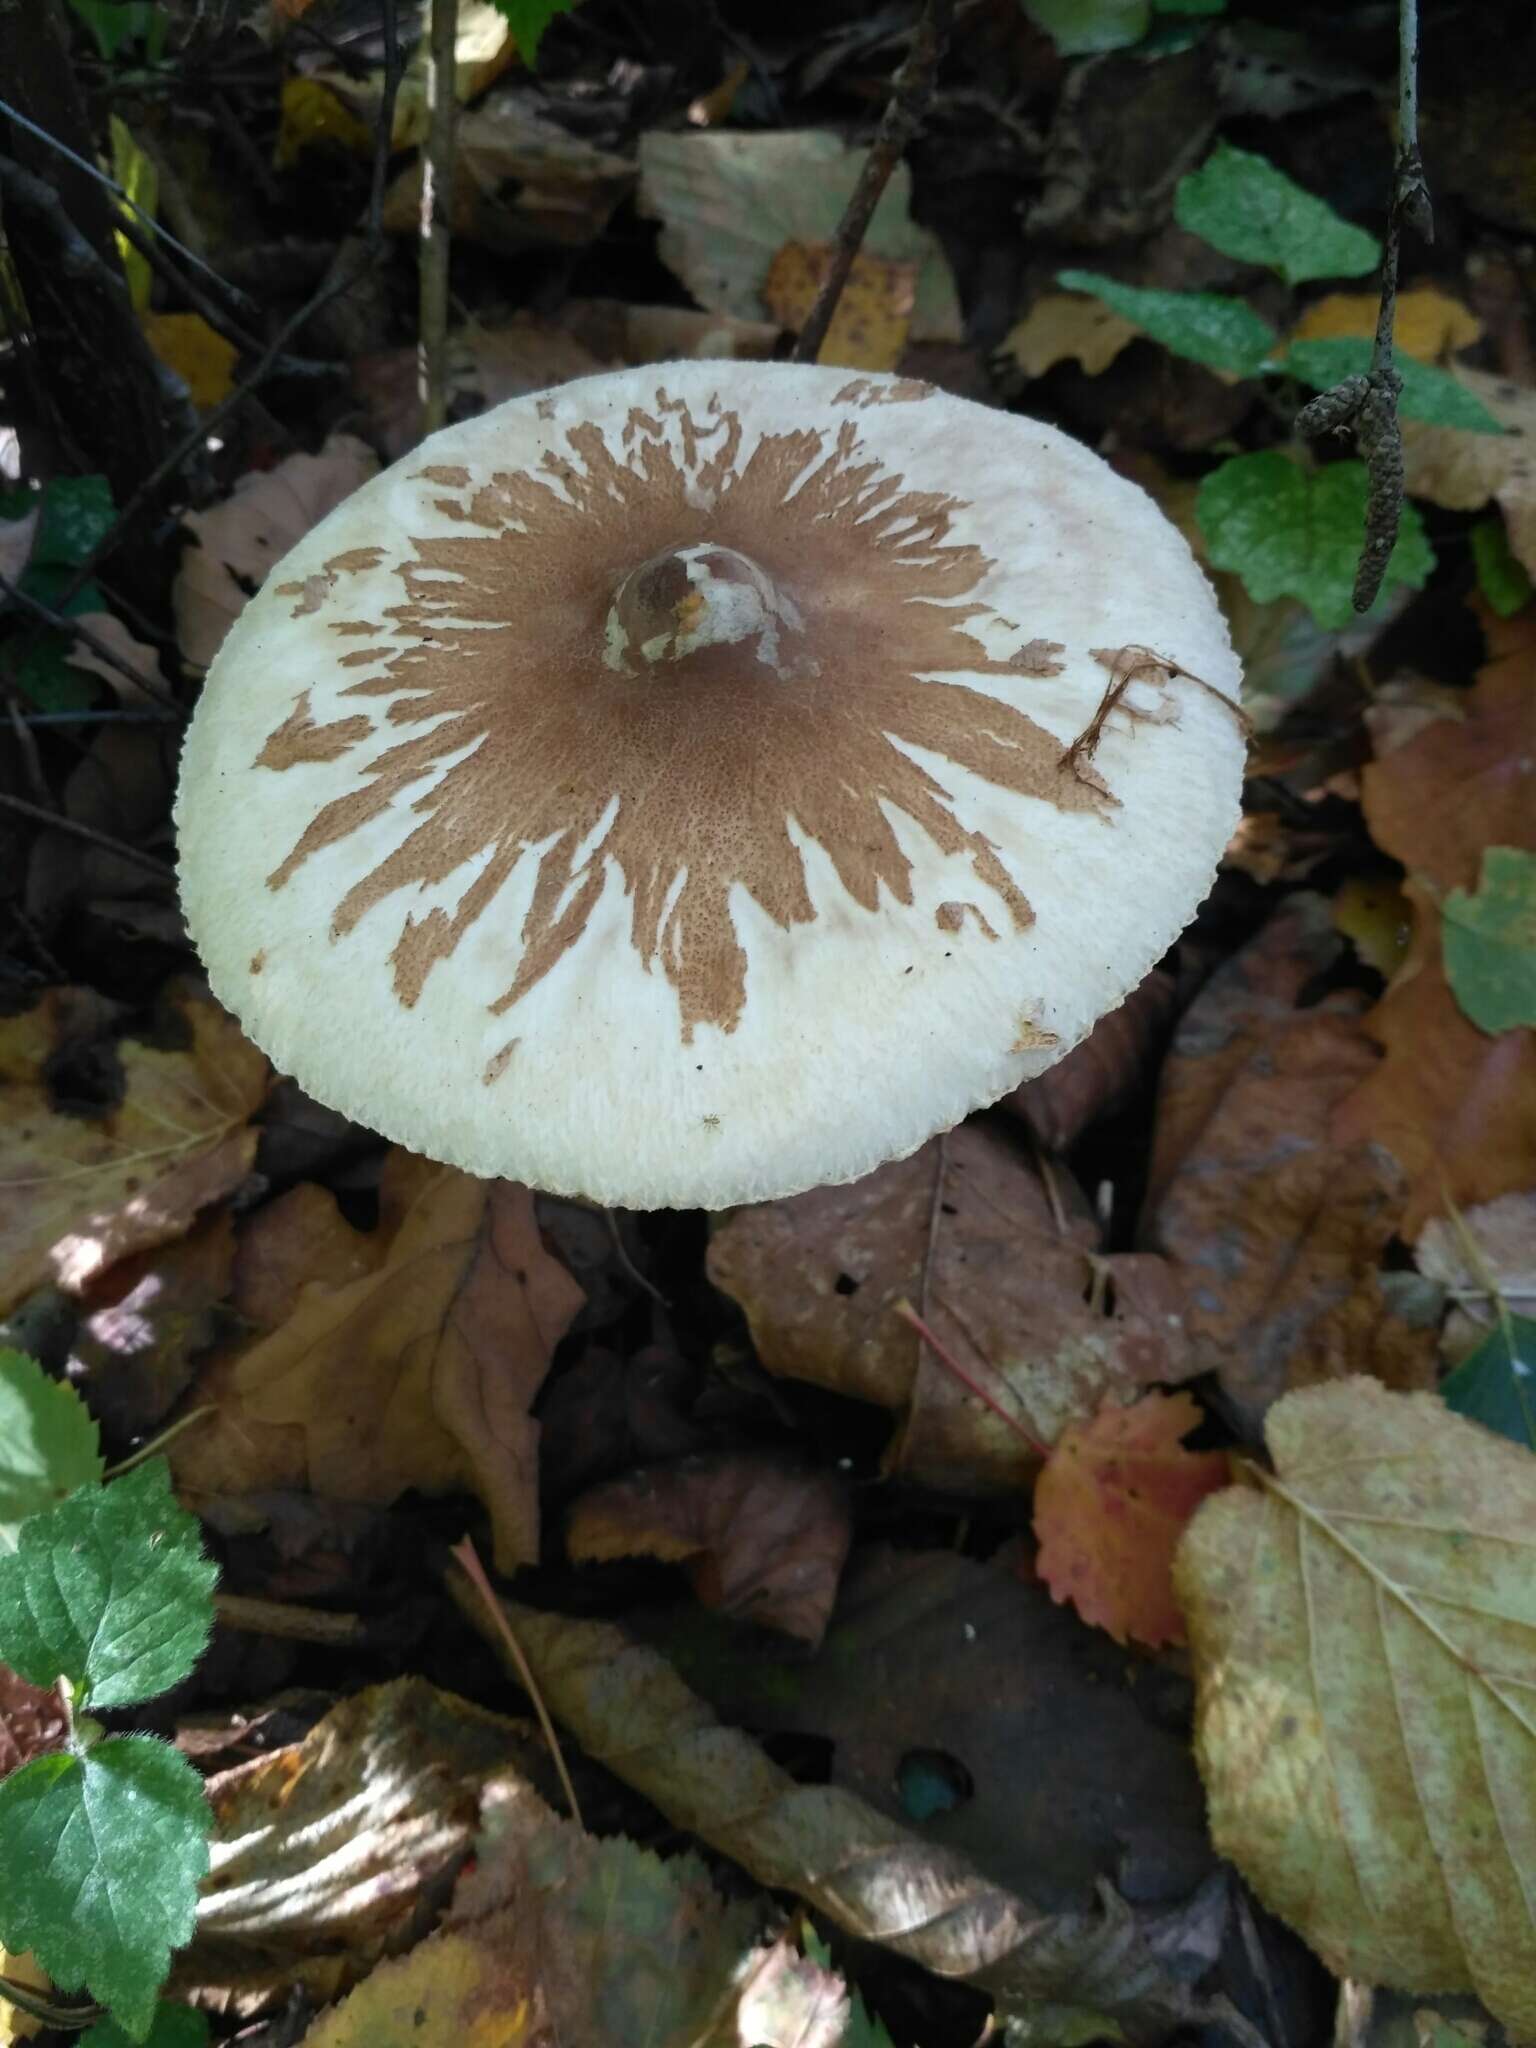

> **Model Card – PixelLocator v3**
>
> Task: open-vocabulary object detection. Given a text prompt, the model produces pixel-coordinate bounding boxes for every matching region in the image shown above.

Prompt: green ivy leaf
[1442,1313,1536,1451]
[1280,338,1505,432]
[0,1737,210,2042]
[1176,141,1381,284]
[1471,515,1533,619]
[0,1459,215,1707]
[1056,270,1275,375]
[82,2000,212,2048]
[0,1349,103,1551]
[1196,451,1433,629]
[1442,846,1536,1036]
[487,0,581,66]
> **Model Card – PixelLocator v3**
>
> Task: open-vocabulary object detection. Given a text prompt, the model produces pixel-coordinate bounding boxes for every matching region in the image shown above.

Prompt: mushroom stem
[605,542,805,678]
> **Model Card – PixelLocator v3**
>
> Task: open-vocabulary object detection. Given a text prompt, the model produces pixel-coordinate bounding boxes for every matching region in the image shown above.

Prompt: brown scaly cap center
[606,543,805,678]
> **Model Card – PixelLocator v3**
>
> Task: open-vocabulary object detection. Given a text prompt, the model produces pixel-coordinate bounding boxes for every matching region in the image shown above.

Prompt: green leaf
[1176,141,1381,285]
[1280,338,1505,432]
[1056,270,1275,375]
[0,1737,210,2041]
[0,1349,103,1551]
[1441,1313,1536,1451]
[1442,846,1536,1035]
[1471,515,1533,618]
[82,2002,212,2048]
[1020,0,1148,52]
[487,0,581,66]
[0,1460,215,1706]
[802,1929,897,2048]
[28,475,115,570]
[65,0,168,61]
[1196,450,1433,629]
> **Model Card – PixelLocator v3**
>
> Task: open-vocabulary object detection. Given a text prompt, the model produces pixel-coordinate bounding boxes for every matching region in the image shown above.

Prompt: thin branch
[790,0,954,365]
[1295,0,1432,613]
[0,790,175,881]
[115,212,340,383]
[419,0,458,435]
[0,567,182,711]
[215,1592,366,1648]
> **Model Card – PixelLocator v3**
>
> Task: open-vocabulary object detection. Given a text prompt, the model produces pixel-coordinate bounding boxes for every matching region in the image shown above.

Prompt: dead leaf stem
[0,789,176,881]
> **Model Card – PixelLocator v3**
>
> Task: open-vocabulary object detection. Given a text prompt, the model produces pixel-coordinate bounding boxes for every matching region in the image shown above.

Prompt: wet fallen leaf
[567,1453,850,1647]
[177,1679,544,2017]
[998,292,1139,380]
[0,988,268,1315]
[1002,967,1177,1151]
[140,312,238,411]
[1400,369,1536,576]
[173,435,379,669]
[708,1122,1192,1495]
[761,242,917,371]
[174,1150,584,1567]
[1178,1379,1536,2033]
[69,1208,236,1439]
[0,1663,66,1778]
[1141,895,1439,1430]
[1288,286,1484,362]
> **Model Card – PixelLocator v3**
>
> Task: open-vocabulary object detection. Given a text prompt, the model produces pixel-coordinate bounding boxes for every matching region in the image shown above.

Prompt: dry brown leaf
[173,434,379,669]
[69,1207,236,1437]
[762,241,917,371]
[999,292,1139,380]
[230,1182,383,1331]
[0,1663,65,1778]
[1416,1191,1536,1362]
[1400,368,1536,574]
[567,1452,850,1646]
[1141,896,1439,1431]
[708,1121,1193,1496]
[0,987,268,1315]
[1002,967,1177,1151]
[353,315,613,461]
[61,610,167,703]
[1289,286,1483,361]
[174,1149,583,1566]
[555,297,779,367]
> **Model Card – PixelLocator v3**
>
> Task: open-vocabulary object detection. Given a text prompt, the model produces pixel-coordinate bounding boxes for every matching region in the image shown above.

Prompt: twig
[419,0,458,435]
[115,213,340,383]
[1294,0,1432,612]
[450,1535,585,1828]
[0,567,181,711]
[214,1592,367,1647]
[790,0,954,365]
[0,790,175,880]
[0,1975,102,2032]
[893,1296,1050,1459]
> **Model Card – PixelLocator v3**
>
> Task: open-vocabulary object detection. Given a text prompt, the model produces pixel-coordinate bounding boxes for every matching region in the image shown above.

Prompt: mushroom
[175,362,1245,1209]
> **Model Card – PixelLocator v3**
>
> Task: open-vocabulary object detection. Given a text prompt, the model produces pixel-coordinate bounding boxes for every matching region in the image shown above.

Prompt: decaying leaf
[173,436,379,670]
[60,610,167,704]
[1400,369,1536,576]
[1034,1392,1230,1649]
[568,1453,849,1648]
[1416,1191,1536,1361]
[761,242,917,370]
[708,1122,1193,1495]
[1177,1379,1536,2034]
[68,1209,236,1438]
[554,297,779,368]
[1003,967,1177,1152]
[0,988,268,1315]
[354,316,614,460]
[998,292,1139,381]
[173,1150,583,1567]
[1141,896,1438,1430]
[0,1663,66,1778]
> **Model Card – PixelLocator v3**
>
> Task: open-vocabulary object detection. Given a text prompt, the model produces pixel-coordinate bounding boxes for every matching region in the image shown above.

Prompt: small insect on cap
[175,362,1245,1209]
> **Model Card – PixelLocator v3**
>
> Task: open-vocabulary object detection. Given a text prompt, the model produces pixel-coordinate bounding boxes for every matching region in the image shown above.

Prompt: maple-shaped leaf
[0,1348,103,1551]
[1033,1391,1230,1648]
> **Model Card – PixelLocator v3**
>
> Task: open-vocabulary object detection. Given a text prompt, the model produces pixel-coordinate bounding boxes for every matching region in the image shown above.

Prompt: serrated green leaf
[0,1460,215,1706]
[488,0,581,66]
[1056,269,1275,375]
[1442,846,1536,1036]
[1280,338,1505,432]
[0,1736,210,2041]
[0,1349,103,1551]
[1021,0,1149,53]
[1441,1314,1536,1450]
[1471,515,1534,618]
[1196,450,1433,628]
[81,2002,212,2048]
[1176,141,1380,284]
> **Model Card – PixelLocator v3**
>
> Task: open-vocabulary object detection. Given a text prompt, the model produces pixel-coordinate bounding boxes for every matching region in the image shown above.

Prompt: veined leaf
[0,1349,102,1552]
[1177,1379,1536,2033]
[1056,270,1275,376]
[1442,1313,1536,1450]
[1176,142,1380,284]
[1442,846,1536,1036]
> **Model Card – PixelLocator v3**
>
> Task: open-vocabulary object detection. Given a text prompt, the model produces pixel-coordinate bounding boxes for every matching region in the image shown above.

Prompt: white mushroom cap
[175,362,1244,1209]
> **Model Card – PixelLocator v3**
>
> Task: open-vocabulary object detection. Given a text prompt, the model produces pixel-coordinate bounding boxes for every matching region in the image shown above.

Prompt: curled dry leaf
[173,1149,584,1567]
[178,1678,545,2018]
[708,1122,1192,1495]
[762,242,918,371]
[1034,1392,1231,1649]
[1400,369,1536,576]
[1141,895,1439,1432]
[173,435,379,670]
[1177,1379,1536,2035]
[567,1453,851,1647]
[1002,966,1177,1151]
[0,987,268,1316]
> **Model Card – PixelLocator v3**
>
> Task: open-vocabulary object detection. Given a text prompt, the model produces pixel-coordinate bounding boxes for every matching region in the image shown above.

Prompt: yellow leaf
[109,114,156,311]
[140,310,237,409]
[274,76,374,170]
[1333,873,1413,977]
[1289,286,1483,362]
[761,241,916,372]
[1177,1379,1536,2034]
[298,1926,535,2047]
[310,2,516,151]
[999,292,1138,379]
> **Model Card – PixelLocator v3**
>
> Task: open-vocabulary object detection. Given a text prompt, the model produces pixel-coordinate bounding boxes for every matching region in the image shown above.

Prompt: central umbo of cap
[176,362,1245,1210]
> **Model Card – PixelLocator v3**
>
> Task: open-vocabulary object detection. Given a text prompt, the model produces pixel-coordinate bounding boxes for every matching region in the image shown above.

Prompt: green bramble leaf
[0,1459,215,1706]
[1471,515,1533,619]
[1280,338,1505,432]
[1056,270,1275,375]
[0,1736,210,2042]
[488,0,581,66]
[1176,142,1381,285]
[0,1349,103,1551]
[1196,450,1433,629]
[1442,847,1536,1036]
[1442,1313,1536,1451]
[82,2000,212,2048]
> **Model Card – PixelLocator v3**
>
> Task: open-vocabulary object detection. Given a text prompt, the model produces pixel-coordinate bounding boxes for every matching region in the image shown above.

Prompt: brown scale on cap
[252,391,1116,1044]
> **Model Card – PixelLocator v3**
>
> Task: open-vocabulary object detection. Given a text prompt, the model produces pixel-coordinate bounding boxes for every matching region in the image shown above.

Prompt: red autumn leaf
[1032,1391,1230,1649]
